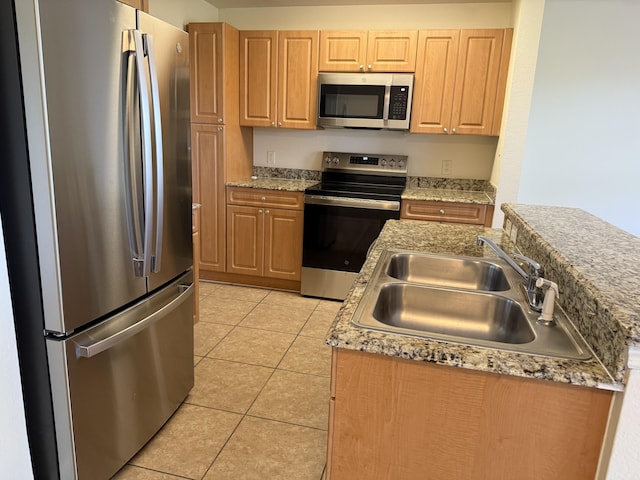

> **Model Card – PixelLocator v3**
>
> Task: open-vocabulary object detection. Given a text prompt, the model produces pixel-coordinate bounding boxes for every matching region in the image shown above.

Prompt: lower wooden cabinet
[327,348,612,480]
[192,204,201,324]
[401,199,494,226]
[226,187,304,283]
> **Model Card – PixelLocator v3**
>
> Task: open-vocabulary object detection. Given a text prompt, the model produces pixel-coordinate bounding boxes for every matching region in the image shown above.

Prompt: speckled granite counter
[502,204,640,384]
[402,177,495,204]
[325,218,620,390]
[226,177,318,192]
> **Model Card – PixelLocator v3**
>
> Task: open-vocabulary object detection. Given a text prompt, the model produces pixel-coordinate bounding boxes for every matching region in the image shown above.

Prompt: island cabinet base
[327,348,612,480]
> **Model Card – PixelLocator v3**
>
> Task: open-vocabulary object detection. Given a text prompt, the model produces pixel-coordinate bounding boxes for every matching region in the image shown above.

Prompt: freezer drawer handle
[74,283,192,359]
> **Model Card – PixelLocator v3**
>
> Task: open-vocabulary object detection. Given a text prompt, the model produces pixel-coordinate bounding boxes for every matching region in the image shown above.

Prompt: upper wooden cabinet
[410,29,512,136]
[239,30,319,129]
[319,30,418,72]
[117,0,148,12]
[188,22,241,125]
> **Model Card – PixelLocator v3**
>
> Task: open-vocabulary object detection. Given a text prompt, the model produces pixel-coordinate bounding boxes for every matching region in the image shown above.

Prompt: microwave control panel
[389,86,409,120]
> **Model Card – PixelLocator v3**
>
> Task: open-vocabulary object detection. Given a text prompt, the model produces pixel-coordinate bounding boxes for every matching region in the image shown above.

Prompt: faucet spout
[476,236,529,280]
[476,236,544,312]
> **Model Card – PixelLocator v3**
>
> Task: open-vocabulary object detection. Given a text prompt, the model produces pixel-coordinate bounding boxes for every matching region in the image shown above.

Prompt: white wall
[490,0,545,227]
[0,221,33,479]
[150,0,218,29]
[219,3,512,29]
[254,128,498,179]
[518,0,640,237]
[221,2,513,181]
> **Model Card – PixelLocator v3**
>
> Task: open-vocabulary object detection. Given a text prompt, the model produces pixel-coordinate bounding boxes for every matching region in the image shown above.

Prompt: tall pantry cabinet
[188,23,253,278]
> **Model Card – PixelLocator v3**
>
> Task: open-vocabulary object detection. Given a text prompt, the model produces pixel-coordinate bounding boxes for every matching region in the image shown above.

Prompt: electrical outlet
[267,151,276,166]
[441,159,452,175]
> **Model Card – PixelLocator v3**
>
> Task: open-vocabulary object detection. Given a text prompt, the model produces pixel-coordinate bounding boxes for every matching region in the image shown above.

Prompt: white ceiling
[205,0,510,8]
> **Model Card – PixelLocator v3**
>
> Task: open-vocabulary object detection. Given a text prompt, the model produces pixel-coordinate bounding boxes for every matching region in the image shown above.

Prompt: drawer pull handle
[439,209,445,215]
[261,196,267,201]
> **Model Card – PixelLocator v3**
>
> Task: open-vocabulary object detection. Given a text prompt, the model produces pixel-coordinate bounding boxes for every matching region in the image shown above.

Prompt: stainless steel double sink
[351,250,592,360]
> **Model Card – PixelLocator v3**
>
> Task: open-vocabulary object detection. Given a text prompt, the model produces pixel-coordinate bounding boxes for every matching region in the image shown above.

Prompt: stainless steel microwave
[317,72,414,130]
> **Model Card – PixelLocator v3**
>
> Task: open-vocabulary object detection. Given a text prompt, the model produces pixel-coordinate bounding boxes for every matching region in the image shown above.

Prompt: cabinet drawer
[227,187,304,210]
[401,200,489,225]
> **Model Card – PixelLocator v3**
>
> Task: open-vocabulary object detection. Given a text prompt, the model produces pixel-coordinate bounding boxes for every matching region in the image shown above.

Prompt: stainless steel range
[301,151,408,300]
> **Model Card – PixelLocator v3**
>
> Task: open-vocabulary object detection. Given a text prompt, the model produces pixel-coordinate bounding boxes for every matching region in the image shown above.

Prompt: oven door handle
[304,194,400,211]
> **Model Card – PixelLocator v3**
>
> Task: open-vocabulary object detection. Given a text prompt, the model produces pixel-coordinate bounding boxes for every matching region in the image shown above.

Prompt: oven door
[301,195,399,299]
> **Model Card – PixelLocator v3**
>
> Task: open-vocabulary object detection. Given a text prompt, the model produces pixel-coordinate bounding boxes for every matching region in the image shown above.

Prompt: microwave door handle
[383,84,391,125]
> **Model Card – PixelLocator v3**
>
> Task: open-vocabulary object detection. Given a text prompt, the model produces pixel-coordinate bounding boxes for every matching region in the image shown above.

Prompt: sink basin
[351,249,592,360]
[372,283,534,344]
[386,253,510,291]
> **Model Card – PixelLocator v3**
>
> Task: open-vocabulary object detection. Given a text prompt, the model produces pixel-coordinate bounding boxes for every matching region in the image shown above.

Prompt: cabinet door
[277,31,319,129]
[189,23,224,124]
[192,206,200,324]
[318,30,367,72]
[410,30,459,134]
[191,124,225,272]
[240,31,278,127]
[366,30,418,72]
[226,205,263,277]
[264,208,303,281]
[491,28,513,136]
[450,29,504,135]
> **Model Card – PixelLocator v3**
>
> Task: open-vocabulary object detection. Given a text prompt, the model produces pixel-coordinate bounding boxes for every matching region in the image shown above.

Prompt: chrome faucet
[476,236,544,312]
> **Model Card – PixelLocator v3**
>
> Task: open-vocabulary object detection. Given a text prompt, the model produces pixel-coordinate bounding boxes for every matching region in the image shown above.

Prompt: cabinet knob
[439,209,445,215]
[271,121,275,126]
[359,64,364,71]
[278,122,282,127]
[452,128,457,134]
[367,64,372,71]
[261,196,266,201]
[443,128,448,133]
[265,210,270,214]
[258,209,263,214]
[217,127,222,131]
[218,118,223,123]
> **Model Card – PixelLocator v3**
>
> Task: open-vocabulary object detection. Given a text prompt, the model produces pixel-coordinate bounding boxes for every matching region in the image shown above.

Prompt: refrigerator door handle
[143,33,164,273]
[123,30,145,276]
[73,283,192,359]
[133,30,155,277]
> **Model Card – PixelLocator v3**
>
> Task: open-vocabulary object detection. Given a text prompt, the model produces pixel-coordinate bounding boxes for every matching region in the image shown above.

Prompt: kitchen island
[325,204,639,480]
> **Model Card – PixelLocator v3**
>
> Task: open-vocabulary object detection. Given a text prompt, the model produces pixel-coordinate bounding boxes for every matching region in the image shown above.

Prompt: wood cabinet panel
[319,30,417,72]
[264,209,304,281]
[191,124,225,272]
[411,28,511,136]
[366,30,418,72]
[451,29,504,135]
[192,205,200,324]
[239,31,278,127]
[278,31,319,129]
[328,348,612,480]
[410,30,459,134]
[226,188,304,282]
[240,30,318,129]
[401,199,492,226]
[226,205,263,277]
[189,23,224,124]
[318,30,367,72]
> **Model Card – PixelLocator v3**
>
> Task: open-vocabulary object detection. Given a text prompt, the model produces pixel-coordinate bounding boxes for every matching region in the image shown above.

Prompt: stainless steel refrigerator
[2,1,193,478]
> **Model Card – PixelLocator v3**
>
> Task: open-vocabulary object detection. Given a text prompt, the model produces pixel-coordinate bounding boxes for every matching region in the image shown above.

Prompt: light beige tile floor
[112,282,339,480]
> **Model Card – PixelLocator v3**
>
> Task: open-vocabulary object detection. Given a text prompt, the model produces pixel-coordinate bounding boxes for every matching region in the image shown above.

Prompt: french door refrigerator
[3,1,193,478]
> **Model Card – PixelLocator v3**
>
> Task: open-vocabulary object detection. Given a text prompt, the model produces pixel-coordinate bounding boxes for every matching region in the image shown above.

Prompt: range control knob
[398,159,405,169]
[332,157,340,166]
[324,155,332,165]
[389,158,396,168]
[380,158,388,167]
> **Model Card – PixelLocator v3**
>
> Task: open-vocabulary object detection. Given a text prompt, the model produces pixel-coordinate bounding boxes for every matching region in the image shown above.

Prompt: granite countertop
[402,187,494,204]
[226,177,318,192]
[325,219,620,390]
